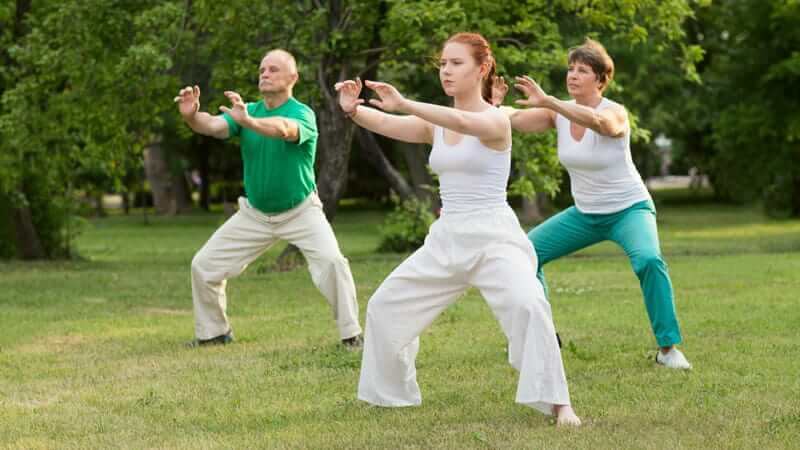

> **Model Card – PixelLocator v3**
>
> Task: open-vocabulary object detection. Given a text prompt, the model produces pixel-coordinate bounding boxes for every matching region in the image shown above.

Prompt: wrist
[397,98,413,114]
[182,110,198,124]
[239,115,254,128]
[542,95,557,109]
[344,105,359,119]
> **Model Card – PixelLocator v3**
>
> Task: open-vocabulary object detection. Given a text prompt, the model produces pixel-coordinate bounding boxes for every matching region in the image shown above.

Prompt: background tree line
[1,0,797,260]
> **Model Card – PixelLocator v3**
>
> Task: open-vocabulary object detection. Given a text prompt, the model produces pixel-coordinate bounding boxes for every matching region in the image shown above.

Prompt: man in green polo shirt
[174,49,362,348]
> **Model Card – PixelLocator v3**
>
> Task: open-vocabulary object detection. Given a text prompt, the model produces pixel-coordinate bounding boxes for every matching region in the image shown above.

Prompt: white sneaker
[656,347,692,370]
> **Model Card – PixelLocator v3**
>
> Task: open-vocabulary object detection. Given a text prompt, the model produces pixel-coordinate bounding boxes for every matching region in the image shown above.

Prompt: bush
[378,196,436,253]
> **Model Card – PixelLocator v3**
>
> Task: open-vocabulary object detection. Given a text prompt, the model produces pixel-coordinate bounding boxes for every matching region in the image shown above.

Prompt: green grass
[2,191,799,449]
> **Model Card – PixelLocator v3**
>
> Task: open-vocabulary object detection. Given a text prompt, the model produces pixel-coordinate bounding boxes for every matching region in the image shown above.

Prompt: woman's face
[566,61,602,98]
[439,42,485,97]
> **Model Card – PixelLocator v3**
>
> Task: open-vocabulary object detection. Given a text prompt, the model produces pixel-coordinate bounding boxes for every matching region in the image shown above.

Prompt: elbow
[275,120,294,140]
[596,116,622,138]
[454,114,472,134]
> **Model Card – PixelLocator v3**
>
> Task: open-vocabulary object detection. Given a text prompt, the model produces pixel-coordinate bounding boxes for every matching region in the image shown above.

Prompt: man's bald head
[263,49,297,75]
[259,49,299,95]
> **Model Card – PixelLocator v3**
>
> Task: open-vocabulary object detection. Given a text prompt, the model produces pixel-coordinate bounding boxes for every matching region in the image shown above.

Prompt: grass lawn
[2,190,799,449]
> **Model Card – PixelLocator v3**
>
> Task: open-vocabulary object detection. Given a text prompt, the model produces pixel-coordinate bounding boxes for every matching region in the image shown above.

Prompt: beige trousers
[191,193,361,340]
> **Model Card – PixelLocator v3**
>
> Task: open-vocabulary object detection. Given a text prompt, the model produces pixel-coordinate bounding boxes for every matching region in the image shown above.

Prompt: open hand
[174,85,201,117]
[334,78,365,114]
[514,75,549,108]
[364,80,407,113]
[219,91,249,124]
[491,75,509,106]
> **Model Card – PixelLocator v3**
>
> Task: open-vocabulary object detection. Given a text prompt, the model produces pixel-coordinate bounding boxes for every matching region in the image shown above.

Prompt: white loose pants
[191,193,362,340]
[358,206,571,415]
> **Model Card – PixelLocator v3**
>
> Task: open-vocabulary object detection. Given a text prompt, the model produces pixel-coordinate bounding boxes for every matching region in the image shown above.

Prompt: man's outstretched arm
[220,91,300,142]
[174,85,229,140]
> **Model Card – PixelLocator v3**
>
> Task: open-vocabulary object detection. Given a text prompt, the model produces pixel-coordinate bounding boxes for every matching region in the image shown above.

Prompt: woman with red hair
[336,33,580,425]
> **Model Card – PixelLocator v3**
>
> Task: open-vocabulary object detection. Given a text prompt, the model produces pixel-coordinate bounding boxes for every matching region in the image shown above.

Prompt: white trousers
[358,206,570,415]
[191,193,362,340]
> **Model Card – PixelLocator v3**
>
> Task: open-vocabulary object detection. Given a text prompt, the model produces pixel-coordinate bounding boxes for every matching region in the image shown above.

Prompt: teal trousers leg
[609,202,683,347]
[528,207,605,298]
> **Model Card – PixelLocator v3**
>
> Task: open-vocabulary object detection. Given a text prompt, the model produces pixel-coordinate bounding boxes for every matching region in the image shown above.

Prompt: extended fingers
[174,86,191,102]
[224,91,244,105]
[364,80,389,91]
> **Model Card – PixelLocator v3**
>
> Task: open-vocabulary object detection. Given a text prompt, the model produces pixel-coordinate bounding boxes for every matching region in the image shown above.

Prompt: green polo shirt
[222,97,318,214]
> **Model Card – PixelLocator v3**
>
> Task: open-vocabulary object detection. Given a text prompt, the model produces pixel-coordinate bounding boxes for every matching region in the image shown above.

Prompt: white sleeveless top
[428,126,511,215]
[556,98,651,214]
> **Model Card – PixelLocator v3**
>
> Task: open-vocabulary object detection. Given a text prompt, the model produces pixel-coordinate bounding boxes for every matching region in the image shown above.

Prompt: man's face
[258,53,297,94]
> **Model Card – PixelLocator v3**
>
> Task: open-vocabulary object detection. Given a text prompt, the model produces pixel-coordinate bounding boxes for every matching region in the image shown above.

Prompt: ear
[479,62,490,79]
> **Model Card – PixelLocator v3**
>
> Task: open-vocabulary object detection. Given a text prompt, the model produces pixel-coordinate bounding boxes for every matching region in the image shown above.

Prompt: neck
[262,90,291,109]
[573,91,603,108]
[453,88,488,112]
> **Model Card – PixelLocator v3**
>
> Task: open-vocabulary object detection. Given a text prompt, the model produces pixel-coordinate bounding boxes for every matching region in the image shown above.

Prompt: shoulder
[289,98,315,116]
[599,98,627,116]
[483,106,511,126]
[246,101,262,114]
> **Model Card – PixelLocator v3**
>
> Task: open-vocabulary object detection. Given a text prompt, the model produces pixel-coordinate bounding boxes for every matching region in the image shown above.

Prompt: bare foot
[553,404,581,427]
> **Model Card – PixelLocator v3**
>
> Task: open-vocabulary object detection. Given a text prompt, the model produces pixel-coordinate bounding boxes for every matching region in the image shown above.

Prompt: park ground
[1,189,799,449]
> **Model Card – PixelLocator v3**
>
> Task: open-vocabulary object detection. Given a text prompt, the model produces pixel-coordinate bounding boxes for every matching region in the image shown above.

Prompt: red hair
[444,32,496,103]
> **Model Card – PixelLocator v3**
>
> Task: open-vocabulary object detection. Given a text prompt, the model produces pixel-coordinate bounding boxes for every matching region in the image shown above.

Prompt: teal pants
[528,200,682,347]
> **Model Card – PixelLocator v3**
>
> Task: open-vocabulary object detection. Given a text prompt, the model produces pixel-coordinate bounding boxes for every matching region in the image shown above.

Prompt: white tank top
[429,126,511,215]
[556,98,651,214]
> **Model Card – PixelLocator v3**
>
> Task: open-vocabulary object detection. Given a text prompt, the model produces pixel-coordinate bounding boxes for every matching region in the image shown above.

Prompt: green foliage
[0,0,710,260]
[378,195,436,252]
[379,0,697,201]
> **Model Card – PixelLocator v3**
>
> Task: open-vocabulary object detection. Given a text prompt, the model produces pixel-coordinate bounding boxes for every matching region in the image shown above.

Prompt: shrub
[378,196,436,253]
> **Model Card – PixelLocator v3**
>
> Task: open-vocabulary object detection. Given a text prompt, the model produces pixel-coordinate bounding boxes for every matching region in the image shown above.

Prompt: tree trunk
[314,99,355,220]
[172,170,192,213]
[519,192,548,224]
[793,172,800,217]
[143,139,187,215]
[121,191,130,215]
[399,142,440,210]
[356,128,414,200]
[198,143,210,211]
[93,191,106,217]
[144,140,171,214]
[12,192,45,259]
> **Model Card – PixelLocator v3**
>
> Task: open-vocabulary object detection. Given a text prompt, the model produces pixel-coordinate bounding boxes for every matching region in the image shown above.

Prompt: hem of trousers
[357,394,421,408]
[655,334,682,348]
[516,399,563,416]
[195,326,232,341]
[339,325,363,340]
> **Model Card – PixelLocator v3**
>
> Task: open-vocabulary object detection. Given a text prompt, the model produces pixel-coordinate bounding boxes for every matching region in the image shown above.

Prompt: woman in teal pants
[494,38,691,369]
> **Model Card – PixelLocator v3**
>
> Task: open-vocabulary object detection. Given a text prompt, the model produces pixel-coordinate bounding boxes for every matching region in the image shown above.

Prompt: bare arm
[366,80,508,143]
[335,79,432,144]
[514,75,627,138]
[174,85,229,139]
[499,106,556,133]
[541,96,627,138]
[492,76,555,133]
[350,106,433,144]
[219,91,300,142]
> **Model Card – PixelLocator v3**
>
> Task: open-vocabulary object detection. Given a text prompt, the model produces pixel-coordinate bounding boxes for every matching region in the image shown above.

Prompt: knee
[191,251,207,276]
[631,252,665,275]
[191,250,221,283]
[310,251,349,281]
